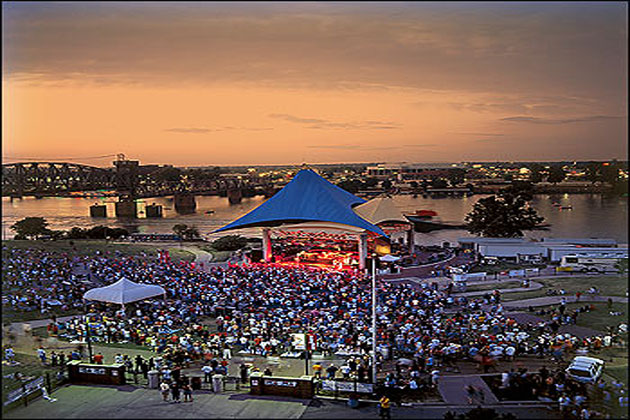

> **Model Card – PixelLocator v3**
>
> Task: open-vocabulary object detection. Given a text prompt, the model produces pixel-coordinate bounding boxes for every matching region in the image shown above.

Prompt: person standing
[160,380,170,402]
[379,395,391,420]
[222,344,232,360]
[5,346,15,364]
[94,352,104,364]
[171,380,181,403]
[182,383,193,402]
[312,362,322,379]
[141,359,149,380]
[202,364,213,383]
[239,363,249,385]
[37,347,47,365]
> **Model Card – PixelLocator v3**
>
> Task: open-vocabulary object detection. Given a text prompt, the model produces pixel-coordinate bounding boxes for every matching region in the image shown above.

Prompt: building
[214,169,388,270]
[477,244,546,263]
[545,246,628,262]
[541,238,617,247]
[458,237,626,263]
[365,163,464,181]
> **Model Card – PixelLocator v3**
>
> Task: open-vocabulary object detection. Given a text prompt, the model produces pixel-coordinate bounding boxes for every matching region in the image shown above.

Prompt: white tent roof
[380,254,401,262]
[83,278,166,305]
[353,196,409,225]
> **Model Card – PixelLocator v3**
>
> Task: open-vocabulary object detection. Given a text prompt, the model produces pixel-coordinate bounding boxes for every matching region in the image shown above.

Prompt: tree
[432,178,448,189]
[547,166,566,184]
[506,180,534,201]
[172,224,199,240]
[601,162,620,185]
[47,230,65,241]
[153,166,182,183]
[447,168,467,187]
[67,227,88,240]
[87,225,108,239]
[465,192,544,237]
[585,162,601,184]
[528,163,544,183]
[10,217,50,240]
[336,179,363,194]
[211,235,248,251]
[363,178,379,188]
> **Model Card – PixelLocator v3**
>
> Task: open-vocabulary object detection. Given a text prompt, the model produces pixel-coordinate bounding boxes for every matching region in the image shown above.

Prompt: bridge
[1,159,273,200]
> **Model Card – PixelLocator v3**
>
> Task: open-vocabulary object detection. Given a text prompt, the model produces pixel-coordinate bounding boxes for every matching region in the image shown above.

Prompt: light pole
[82,300,93,362]
[371,254,377,386]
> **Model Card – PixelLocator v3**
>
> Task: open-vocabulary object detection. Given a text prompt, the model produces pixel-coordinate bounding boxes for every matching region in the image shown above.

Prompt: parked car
[565,356,604,384]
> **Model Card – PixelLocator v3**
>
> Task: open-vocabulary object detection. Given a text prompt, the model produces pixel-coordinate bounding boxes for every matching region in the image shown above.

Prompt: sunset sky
[2,2,627,167]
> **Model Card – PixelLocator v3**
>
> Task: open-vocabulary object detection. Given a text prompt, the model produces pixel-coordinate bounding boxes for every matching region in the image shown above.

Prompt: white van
[565,356,605,384]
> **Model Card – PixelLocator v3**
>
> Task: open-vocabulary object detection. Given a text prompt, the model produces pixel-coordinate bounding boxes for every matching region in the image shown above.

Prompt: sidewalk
[4,384,560,419]
[437,375,499,405]
[4,384,311,419]
[501,295,628,310]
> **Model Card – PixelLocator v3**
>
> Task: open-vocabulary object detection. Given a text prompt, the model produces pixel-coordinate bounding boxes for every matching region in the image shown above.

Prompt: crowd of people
[490,366,629,419]
[2,246,628,417]
[2,248,89,314]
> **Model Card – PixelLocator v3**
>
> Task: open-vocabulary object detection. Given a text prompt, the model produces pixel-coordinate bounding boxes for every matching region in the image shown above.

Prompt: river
[2,193,627,245]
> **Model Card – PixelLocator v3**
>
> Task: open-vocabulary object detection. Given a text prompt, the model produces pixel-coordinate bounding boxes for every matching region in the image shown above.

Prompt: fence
[3,376,44,407]
[3,367,70,410]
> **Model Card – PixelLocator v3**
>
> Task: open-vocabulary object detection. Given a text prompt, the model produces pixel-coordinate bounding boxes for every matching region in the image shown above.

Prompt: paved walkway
[453,281,544,297]
[4,385,560,419]
[4,385,311,419]
[437,375,499,406]
[501,295,628,310]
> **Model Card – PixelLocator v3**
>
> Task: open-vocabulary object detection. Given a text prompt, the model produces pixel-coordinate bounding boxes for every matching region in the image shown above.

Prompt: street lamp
[371,254,377,386]
[82,300,94,362]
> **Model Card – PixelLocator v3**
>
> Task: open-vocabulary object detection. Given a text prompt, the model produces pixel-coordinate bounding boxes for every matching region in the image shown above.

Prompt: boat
[559,205,573,210]
[205,210,215,214]
[532,223,552,231]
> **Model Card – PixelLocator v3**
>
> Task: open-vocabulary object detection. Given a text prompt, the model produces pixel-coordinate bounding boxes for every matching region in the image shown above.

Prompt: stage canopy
[214,169,387,237]
[83,278,166,305]
[353,195,410,225]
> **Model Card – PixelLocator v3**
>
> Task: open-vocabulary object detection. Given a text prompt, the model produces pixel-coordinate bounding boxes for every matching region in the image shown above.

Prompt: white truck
[565,356,605,384]
[559,255,625,273]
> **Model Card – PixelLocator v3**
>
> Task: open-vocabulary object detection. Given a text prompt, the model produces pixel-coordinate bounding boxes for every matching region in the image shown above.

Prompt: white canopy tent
[379,254,401,262]
[83,278,166,306]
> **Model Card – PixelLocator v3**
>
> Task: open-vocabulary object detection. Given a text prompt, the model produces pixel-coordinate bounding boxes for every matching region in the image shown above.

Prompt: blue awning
[214,169,387,237]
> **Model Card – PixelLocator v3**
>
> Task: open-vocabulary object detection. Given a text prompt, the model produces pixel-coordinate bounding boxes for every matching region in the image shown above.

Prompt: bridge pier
[174,194,196,214]
[115,200,137,218]
[90,204,108,217]
[227,188,242,204]
[145,204,163,218]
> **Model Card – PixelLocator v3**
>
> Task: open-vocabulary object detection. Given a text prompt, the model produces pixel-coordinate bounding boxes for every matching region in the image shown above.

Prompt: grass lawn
[2,240,195,262]
[30,326,150,352]
[1,353,64,408]
[599,346,629,388]
[530,301,628,333]
[2,308,82,327]
[199,246,232,262]
[501,274,628,302]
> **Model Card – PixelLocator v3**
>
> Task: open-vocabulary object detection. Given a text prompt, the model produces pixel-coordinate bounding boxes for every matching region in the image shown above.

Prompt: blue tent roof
[214,169,387,236]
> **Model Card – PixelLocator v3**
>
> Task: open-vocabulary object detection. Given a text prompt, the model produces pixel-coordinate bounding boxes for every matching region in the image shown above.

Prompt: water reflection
[2,194,627,244]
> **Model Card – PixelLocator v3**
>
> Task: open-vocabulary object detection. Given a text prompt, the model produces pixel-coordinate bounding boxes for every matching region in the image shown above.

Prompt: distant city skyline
[2,2,628,166]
